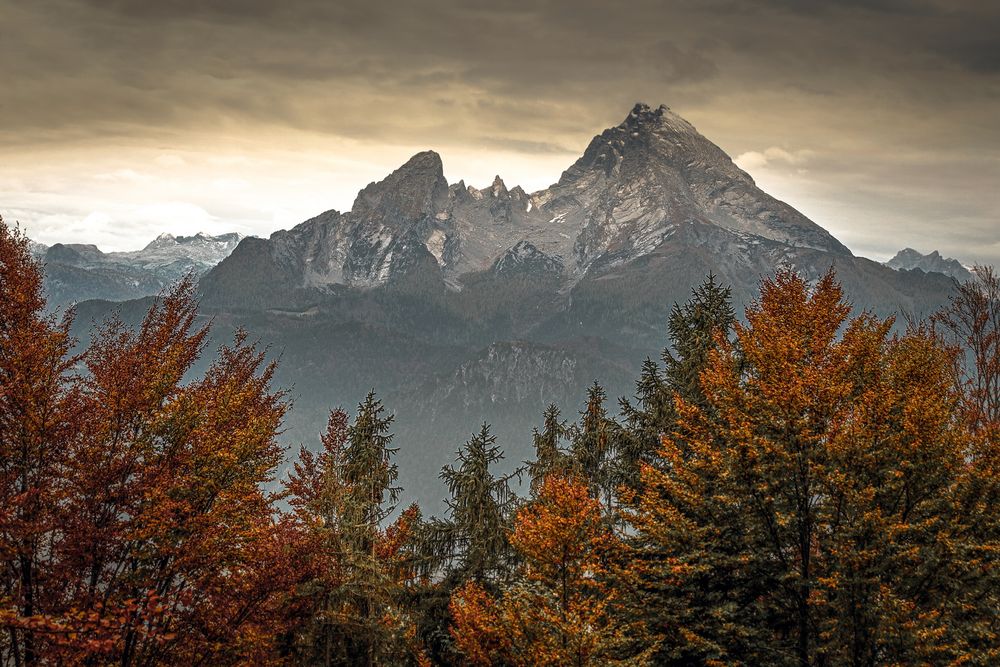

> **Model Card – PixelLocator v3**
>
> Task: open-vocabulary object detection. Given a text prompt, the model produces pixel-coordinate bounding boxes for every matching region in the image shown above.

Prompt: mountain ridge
[885,247,971,282]
[202,103,852,305]
[69,103,961,508]
[33,231,244,305]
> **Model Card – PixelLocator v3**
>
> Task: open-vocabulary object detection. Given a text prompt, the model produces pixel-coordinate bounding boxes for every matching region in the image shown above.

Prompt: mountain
[81,103,959,508]
[202,104,852,307]
[36,232,244,305]
[885,247,972,282]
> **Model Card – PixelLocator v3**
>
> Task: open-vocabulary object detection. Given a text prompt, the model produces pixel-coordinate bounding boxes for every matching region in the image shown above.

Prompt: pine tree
[662,273,735,410]
[410,425,520,665]
[570,382,622,513]
[328,391,419,666]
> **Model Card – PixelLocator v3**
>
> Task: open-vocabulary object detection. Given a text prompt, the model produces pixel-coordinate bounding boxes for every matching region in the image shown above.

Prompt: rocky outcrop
[886,248,971,282]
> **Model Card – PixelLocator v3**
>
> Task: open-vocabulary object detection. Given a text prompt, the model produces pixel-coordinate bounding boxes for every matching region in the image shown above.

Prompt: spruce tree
[662,273,735,410]
[620,275,734,488]
[571,382,623,515]
[296,391,421,666]
[435,423,520,587]
[412,424,521,665]
[526,404,572,496]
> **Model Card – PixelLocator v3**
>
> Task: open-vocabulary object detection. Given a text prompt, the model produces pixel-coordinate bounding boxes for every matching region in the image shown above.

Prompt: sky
[1,0,998,264]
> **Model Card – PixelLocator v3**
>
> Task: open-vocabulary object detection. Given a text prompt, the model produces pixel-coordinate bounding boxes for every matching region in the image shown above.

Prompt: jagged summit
[622,102,692,133]
[351,150,448,220]
[490,175,508,197]
[886,247,971,281]
[204,102,857,298]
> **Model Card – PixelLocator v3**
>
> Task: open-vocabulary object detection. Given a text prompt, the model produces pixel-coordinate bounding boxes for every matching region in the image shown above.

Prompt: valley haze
[3,2,999,662]
[56,103,964,509]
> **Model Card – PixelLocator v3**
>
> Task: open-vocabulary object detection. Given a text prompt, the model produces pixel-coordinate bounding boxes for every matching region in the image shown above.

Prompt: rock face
[79,103,960,508]
[35,232,243,305]
[886,248,971,282]
[203,104,851,305]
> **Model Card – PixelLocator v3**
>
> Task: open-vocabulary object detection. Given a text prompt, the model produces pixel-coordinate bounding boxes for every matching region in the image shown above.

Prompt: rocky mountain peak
[203,102,857,300]
[623,102,682,132]
[351,150,448,220]
[556,102,730,187]
[885,247,970,281]
[147,232,177,248]
[490,175,508,198]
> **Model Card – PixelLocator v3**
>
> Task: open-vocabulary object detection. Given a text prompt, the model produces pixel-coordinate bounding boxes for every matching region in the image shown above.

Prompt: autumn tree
[289,392,425,666]
[1,216,297,665]
[932,265,1000,656]
[0,220,77,666]
[283,409,351,664]
[626,269,993,665]
[933,265,1000,434]
[451,475,649,666]
[66,301,294,666]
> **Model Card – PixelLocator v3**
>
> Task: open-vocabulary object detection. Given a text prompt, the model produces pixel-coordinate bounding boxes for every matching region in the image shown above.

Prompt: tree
[1,216,297,665]
[626,269,991,665]
[526,405,572,497]
[661,273,735,411]
[287,393,425,666]
[283,409,351,664]
[931,265,1000,658]
[409,424,520,665]
[570,382,622,515]
[933,265,1000,434]
[0,220,77,666]
[450,475,649,666]
[431,424,520,587]
[620,275,735,489]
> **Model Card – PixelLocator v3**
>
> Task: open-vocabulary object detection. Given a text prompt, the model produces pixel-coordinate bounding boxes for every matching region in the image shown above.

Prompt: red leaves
[0,217,293,665]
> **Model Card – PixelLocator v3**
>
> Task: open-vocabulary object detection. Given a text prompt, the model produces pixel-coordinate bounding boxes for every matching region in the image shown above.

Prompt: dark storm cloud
[2,0,998,261]
[5,0,995,141]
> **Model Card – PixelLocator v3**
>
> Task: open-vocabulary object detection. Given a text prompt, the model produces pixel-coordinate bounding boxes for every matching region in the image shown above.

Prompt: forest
[2,216,999,666]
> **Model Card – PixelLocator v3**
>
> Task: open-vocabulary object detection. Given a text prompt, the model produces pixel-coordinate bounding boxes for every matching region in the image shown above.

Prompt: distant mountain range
[31,232,244,304]
[885,247,972,282]
[62,103,963,508]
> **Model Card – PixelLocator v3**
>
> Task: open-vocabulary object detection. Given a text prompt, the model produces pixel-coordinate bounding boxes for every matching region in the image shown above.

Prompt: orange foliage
[451,475,648,666]
[629,269,993,664]
[0,218,297,665]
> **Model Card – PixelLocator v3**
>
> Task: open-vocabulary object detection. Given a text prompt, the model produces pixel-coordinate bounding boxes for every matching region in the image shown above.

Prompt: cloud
[155,154,187,167]
[95,169,154,184]
[0,0,997,263]
[735,147,814,171]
